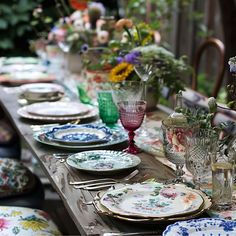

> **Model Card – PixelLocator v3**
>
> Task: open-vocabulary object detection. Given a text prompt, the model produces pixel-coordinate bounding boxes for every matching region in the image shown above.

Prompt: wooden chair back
[192,37,225,98]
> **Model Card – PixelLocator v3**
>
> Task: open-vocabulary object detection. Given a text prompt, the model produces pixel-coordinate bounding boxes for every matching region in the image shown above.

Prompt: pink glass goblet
[118,100,146,154]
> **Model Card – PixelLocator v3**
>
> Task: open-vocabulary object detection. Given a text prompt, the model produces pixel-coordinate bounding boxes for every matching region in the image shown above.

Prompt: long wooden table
[0,85,177,236]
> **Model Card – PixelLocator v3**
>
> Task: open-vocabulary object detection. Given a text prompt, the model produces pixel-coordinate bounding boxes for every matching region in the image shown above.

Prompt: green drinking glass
[97,91,119,127]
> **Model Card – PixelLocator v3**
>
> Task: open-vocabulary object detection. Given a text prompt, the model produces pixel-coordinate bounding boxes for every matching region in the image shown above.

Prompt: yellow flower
[20,219,49,231]
[109,62,134,82]
[133,22,154,45]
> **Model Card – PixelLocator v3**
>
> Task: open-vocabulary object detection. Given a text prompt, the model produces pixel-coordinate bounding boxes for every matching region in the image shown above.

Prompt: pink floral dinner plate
[100,182,204,218]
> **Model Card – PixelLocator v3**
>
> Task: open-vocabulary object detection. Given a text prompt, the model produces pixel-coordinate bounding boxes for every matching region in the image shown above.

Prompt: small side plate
[66,150,141,174]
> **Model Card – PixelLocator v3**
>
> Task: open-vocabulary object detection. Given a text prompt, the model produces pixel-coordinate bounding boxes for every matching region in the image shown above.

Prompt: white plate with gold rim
[25,101,89,117]
[17,104,98,122]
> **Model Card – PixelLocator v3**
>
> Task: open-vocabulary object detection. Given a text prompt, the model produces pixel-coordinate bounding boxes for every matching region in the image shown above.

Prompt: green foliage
[0,0,43,55]
[125,0,193,31]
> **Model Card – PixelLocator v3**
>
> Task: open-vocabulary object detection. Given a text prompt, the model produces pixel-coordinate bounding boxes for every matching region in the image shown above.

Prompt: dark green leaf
[0,39,14,49]
[0,19,8,29]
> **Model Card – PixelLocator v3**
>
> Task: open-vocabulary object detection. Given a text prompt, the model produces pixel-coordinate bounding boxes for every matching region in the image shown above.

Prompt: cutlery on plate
[70,169,139,190]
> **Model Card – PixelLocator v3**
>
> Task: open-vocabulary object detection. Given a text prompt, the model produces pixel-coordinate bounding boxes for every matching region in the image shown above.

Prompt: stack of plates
[94,182,211,223]
[17,101,98,123]
[33,123,127,150]
[20,83,65,102]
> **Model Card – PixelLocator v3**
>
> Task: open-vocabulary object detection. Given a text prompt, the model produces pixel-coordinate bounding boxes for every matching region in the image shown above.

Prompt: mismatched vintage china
[93,183,211,223]
[34,126,127,150]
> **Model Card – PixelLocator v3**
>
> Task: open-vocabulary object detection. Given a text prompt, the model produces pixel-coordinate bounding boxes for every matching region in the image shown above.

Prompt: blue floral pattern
[163,218,236,235]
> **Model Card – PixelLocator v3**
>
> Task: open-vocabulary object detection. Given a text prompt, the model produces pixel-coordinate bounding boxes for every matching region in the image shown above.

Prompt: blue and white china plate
[33,125,127,150]
[163,218,236,236]
[66,150,141,173]
[100,182,204,218]
[45,124,112,145]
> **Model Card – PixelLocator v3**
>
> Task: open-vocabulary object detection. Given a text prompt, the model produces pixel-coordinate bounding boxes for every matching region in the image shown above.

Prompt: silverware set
[69,169,139,190]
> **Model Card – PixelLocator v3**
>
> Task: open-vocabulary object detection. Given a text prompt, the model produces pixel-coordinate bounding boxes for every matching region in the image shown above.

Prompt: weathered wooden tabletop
[0,85,176,236]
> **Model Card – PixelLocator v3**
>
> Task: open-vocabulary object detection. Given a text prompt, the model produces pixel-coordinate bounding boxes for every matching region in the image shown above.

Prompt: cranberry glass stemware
[118,101,146,154]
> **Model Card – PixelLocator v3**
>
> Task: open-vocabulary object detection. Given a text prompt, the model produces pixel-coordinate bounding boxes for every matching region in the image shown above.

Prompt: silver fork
[70,169,139,190]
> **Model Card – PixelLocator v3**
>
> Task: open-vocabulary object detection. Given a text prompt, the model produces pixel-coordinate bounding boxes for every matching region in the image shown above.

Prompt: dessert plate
[45,124,112,145]
[100,182,204,218]
[163,218,236,236]
[66,150,141,173]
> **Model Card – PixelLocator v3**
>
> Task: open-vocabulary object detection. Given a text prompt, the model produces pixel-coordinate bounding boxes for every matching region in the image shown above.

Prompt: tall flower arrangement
[101,18,190,98]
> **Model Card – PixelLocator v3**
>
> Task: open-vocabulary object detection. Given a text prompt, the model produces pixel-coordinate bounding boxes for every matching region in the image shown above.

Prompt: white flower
[70,11,83,21]
[73,19,84,30]
[67,33,79,42]
[97,30,109,44]
[121,32,129,43]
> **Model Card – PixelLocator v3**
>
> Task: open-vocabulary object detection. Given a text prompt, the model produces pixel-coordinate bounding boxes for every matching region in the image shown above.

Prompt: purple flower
[124,51,141,64]
[116,57,123,63]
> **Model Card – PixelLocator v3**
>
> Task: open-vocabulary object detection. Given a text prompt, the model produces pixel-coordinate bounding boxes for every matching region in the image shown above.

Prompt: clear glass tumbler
[185,129,218,190]
[211,150,235,210]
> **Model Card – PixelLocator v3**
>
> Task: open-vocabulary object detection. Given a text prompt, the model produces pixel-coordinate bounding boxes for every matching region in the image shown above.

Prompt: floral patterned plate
[45,124,112,145]
[163,218,236,236]
[94,184,211,223]
[66,150,141,173]
[100,182,204,218]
